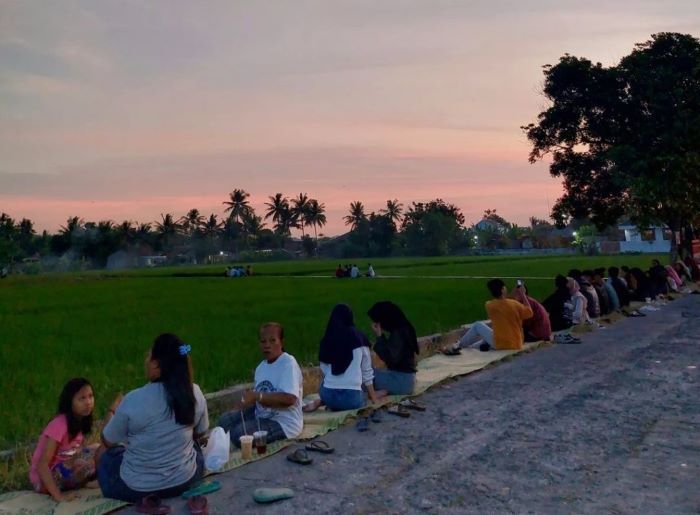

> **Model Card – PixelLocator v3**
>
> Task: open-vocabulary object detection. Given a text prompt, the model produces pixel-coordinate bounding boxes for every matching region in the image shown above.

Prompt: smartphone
[516,279,523,287]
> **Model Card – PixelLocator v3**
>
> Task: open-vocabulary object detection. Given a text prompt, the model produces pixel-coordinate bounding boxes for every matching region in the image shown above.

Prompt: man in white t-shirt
[218,323,303,447]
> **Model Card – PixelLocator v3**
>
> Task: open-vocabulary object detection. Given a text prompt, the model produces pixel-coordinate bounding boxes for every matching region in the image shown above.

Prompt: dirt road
[122,295,700,514]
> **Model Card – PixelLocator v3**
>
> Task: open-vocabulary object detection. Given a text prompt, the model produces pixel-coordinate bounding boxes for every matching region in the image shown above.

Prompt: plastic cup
[253,430,268,455]
[239,435,253,460]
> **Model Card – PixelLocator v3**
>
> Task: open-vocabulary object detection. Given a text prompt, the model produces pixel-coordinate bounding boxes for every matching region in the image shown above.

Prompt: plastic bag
[203,426,230,472]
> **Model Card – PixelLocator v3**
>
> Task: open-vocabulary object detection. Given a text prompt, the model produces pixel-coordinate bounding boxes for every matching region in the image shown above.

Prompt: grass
[0,253,663,491]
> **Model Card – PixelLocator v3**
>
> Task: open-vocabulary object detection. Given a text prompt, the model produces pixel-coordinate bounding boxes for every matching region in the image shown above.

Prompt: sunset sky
[1,1,698,235]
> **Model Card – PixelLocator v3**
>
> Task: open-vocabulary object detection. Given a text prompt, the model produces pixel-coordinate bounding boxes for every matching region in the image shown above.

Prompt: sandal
[399,399,426,411]
[441,346,461,356]
[305,440,334,454]
[182,480,221,499]
[136,494,172,515]
[187,495,209,515]
[286,448,313,465]
[253,487,295,504]
[387,405,411,418]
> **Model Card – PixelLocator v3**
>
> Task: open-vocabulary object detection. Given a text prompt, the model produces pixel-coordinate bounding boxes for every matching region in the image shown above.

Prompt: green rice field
[1,254,663,451]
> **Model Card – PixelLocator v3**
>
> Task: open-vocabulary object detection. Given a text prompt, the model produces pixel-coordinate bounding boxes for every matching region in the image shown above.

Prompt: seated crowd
[29,258,699,505]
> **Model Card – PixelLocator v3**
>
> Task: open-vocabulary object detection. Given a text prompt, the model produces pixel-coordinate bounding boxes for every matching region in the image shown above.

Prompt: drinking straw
[255,413,261,433]
[240,410,247,435]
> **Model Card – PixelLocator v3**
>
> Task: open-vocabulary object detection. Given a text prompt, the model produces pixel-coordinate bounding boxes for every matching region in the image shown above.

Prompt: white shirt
[350,266,360,278]
[320,347,373,391]
[254,352,303,439]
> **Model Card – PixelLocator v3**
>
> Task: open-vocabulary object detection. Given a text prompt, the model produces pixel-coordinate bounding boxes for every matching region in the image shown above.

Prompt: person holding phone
[443,278,534,353]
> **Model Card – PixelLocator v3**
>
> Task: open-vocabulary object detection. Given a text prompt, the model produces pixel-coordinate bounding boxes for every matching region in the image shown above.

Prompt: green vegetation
[1,254,661,453]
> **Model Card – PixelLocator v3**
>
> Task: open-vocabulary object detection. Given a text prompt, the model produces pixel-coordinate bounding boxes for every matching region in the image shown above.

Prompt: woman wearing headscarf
[367,301,419,395]
[318,304,383,411]
[567,277,590,325]
[629,267,652,301]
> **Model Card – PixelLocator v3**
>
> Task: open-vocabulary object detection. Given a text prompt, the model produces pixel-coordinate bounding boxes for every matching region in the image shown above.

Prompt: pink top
[524,296,552,340]
[29,414,84,487]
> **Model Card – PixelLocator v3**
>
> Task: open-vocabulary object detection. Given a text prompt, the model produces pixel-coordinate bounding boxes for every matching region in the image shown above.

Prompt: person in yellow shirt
[443,279,534,353]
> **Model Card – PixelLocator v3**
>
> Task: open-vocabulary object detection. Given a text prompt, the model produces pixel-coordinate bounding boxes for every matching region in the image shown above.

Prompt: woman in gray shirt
[98,333,209,503]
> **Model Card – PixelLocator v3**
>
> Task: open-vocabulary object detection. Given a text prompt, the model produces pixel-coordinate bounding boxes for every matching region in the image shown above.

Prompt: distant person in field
[344,264,351,277]
[366,263,376,278]
[443,279,534,354]
[30,378,99,503]
[335,264,344,278]
[246,265,253,276]
[351,264,360,279]
[98,333,208,503]
[367,301,419,395]
[542,275,574,331]
[219,322,303,447]
[306,304,385,412]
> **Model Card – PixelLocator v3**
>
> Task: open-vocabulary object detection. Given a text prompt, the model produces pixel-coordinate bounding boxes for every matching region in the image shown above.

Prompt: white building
[618,222,670,253]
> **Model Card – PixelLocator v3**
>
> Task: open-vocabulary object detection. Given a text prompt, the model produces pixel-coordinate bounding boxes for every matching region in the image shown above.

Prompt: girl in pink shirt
[29,378,98,503]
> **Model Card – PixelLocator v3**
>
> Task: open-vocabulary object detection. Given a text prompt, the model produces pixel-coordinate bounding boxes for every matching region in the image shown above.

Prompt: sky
[1,1,698,235]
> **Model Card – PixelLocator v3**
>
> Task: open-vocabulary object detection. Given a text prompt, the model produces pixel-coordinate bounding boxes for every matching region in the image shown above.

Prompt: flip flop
[136,494,172,515]
[252,487,295,504]
[305,440,334,454]
[286,448,313,465]
[356,417,370,432]
[187,495,209,515]
[387,405,411,418]
[182,480,221,499]
[441,347,461,356]
[399,399,426,411]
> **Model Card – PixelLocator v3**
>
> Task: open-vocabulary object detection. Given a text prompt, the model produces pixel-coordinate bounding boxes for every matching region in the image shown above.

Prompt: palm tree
[202,214,221,240]
[291,193,310,237]
[116,220,136,248]
[154,213,179,250]
[180,209,204,236]
[344,201,366,230]
[223,189,251,223]
[381,199,403,227]
[242,211,265,248]
[305,199,327,241]
[60,216,84,236]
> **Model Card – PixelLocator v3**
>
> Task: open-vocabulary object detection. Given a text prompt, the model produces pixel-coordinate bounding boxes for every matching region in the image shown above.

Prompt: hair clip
[179,344,192,356]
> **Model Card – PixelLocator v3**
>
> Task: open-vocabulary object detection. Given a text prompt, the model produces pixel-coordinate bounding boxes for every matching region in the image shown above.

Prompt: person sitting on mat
[306,304,386,412]
[542,274,574,332]
[367,301,419,396]
[98,333,209,503]
[218,322,303,447]
[521,289,551,342]
[444,279,533,353]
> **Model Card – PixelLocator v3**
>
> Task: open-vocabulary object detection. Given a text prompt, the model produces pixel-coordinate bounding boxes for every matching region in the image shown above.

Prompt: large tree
[223,189,251,223]
[522,32,700,260]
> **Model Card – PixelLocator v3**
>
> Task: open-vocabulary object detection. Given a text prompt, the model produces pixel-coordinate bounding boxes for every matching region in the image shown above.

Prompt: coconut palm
[344,201,366,230]
[223,189,251,223]
[305,199,327,241]
[60,216,84,236]
[242,211,265,247]
[291,193,310,237]
[154,213,179,250]
[202,214,221,240]
[180,209,204,236]
[264,193,288,223]
[380,199,403,227]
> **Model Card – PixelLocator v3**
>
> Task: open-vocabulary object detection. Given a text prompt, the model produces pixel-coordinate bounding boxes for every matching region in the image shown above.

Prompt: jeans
[457,321,494,348]
[98,444,204,503]
[319,385,365,411]
[374,369,415,395]
[218,405,287,448]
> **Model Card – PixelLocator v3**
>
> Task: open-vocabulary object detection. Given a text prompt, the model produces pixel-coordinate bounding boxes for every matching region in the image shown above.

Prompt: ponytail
[151,333,196,426]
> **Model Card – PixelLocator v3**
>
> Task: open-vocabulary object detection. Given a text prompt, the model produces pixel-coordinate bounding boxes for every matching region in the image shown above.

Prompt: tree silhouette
[344,201,366,230]
[223,189,251,223]
[305,199,327,242]
[291,193,310,238]
[380,199,403,228]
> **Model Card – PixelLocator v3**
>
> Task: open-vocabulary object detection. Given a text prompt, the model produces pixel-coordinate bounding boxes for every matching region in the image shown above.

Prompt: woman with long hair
[98,333,208,504]
[367,301,419,395]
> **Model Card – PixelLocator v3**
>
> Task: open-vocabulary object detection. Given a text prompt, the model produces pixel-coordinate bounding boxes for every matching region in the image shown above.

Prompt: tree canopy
[522,32,700,257]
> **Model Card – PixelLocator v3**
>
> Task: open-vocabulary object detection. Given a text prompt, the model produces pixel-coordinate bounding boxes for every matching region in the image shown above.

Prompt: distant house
[138,255,167,267]
[618,222,671,253]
